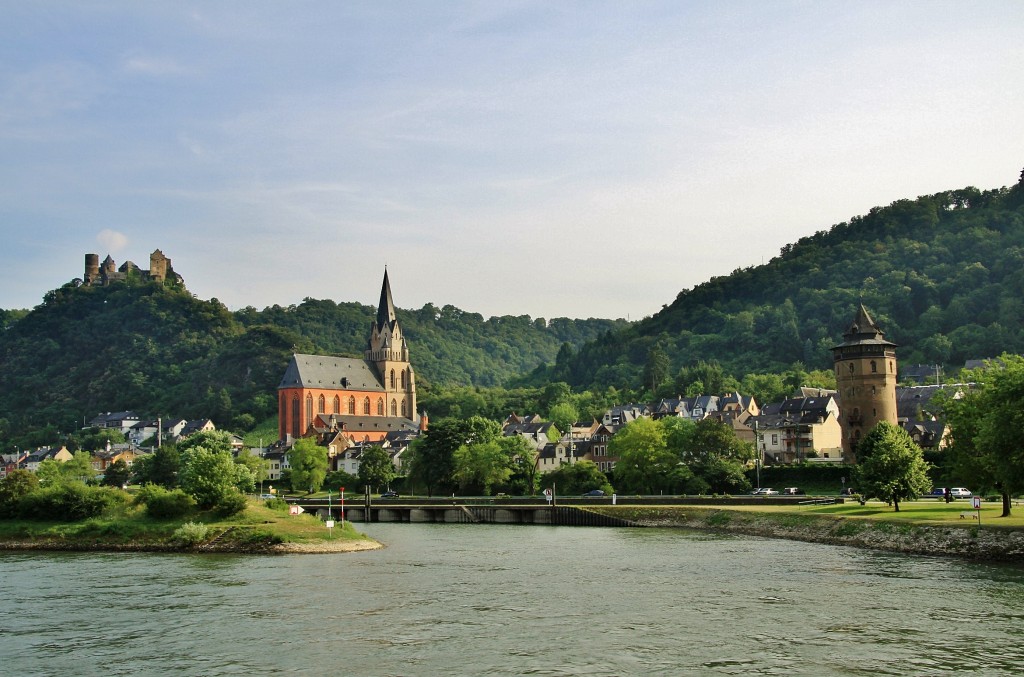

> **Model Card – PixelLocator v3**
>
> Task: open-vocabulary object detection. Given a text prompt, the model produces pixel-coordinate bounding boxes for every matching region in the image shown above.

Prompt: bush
[173,521,209,546]
[264,497,289,511]
[135,484,196,519]
[212,490,248,517]
[17,483,128,521]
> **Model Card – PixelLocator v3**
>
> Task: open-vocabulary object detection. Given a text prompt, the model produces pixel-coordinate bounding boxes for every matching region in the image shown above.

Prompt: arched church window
[363,397,370,415]
[348,396,356,415]
[870,360,877,373]
[391,399,398,416]
[333,395,340,414]
[305,394,313,422]
[401,399,407,416]
[377,398,384,416]
[292,397,301,439]
[318,394,325,414]
[390,369,396,389]
[401,370,406,388]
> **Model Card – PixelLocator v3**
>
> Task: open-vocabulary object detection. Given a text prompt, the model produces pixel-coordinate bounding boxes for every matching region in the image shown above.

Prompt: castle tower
[84,254,99,284]
[831,304,898,461]
[149,249,169,282]
[365,269,416,422]
[102,255,116,275]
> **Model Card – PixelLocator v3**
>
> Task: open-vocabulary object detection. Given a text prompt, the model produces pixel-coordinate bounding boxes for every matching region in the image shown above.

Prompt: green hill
[536,173,1024,391]
[0,275,625,450]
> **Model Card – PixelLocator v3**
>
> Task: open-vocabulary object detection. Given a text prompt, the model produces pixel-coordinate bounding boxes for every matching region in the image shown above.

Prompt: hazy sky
[2,2,1022,320]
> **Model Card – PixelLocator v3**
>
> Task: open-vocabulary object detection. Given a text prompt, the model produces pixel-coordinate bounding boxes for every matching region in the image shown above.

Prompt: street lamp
[753,420,761,490]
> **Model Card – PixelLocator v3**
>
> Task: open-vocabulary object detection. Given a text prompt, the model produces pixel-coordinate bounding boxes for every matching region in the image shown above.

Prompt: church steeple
[376,268,397,331]
[365,269,417,422]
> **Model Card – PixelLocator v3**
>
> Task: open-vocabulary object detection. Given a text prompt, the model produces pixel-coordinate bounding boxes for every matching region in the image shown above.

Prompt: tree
[0,469,39,517]
[287,437,328,494]
[503,435,539,495]
[608,417,672,494]
[406,416,500,496]
[358,445,396,492]
[548,402,578,437]
[179,445,243,510]
[854,422,932,512]
[234,451,268,484]
[540,459,611,495]
[452,440,514,495]
[101,459,131,488]
[132,444,180,487]
[943,355,1024,516]
[643,343,670,395]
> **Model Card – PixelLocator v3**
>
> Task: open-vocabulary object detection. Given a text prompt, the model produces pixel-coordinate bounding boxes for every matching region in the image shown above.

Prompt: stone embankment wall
[588,506,1024,561]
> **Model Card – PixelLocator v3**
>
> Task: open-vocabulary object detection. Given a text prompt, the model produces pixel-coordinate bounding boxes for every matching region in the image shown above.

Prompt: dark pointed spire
[376,268,396,330]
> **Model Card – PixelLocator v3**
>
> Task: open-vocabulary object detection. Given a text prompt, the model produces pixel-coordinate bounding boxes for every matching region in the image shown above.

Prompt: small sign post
[341,487,345,527]
[543,488,552,504]
[973,496,982,525]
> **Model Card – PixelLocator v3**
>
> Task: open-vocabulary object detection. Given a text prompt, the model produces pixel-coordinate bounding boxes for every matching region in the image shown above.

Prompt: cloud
[96,229,128,253]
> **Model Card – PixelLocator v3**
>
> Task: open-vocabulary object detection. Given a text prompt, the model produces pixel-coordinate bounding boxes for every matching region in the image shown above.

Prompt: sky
[1,2,1022,321]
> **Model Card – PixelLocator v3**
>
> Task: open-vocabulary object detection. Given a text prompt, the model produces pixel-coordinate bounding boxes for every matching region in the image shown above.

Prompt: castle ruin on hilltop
[83,249,182,287]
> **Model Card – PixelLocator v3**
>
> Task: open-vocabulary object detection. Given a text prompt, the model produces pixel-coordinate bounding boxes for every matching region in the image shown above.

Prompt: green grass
[0,498,373,548]
[714,499,1024,528]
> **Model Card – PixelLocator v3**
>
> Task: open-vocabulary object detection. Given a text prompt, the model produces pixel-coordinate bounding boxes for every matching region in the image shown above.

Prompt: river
[2,524,1024,676]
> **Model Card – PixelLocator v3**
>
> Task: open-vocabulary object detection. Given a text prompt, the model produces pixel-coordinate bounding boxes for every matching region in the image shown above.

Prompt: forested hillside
[534,173,1024,391]
[0,276,625,450]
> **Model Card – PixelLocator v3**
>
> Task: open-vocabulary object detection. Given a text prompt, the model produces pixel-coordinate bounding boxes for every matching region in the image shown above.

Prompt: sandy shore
[271,539,384,554]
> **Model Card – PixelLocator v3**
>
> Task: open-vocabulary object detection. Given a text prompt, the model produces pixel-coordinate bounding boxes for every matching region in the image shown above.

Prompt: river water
[2,524,1024,676]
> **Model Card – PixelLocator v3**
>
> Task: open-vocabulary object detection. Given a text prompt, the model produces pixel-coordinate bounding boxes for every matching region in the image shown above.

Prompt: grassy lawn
[715,499,1024,529]
[0,498,372,547]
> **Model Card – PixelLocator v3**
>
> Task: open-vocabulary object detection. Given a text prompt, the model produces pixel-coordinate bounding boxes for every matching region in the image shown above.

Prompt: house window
[333,395,340,414]
[848,363,855,373]
[377,398,384,416]
[318,395,325,414]
[348,396,356,415]
[870,360,877,373]
[363,397,371,415]
[772,434,778,445]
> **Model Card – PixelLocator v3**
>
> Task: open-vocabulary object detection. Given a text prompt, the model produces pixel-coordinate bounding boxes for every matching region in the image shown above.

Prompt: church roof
[278,353,384,391]
[376,269,397,331]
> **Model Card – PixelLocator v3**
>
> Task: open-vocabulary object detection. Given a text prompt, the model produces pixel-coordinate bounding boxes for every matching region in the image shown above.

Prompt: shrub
[17,483,127,521]
[264,497,289,511]
[173,521,209,546]
[135,484,196,519]
[212,490,247,517]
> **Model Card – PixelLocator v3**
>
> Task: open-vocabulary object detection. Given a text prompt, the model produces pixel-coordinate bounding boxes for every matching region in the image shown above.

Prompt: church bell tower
[365,270,417,421]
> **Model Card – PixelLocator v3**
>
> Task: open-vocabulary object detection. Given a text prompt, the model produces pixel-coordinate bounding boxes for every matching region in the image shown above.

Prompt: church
[276,270,424,444]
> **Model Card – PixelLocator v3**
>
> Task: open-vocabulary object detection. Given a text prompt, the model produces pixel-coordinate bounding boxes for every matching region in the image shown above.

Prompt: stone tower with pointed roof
[831,304,898,461]
[276,270,418,443]
[365,269,416,423]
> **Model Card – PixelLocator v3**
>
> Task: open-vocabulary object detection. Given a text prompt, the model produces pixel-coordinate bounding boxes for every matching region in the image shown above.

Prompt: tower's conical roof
[375,269,397,331]
[832,303,897,349]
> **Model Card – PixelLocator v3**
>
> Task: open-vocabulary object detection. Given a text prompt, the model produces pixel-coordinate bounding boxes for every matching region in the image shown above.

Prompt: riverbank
[0,501,382,555]
[589,505,1024,561]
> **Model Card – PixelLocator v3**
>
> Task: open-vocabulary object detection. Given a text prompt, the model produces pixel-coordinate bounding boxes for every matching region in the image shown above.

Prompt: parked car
[926,487,947,499]
[949,488,972,499]
[582,489,605,497]
[380,491,400,498]
[751,488,778,496]
[782,487,804,496]
[259,494,276,500]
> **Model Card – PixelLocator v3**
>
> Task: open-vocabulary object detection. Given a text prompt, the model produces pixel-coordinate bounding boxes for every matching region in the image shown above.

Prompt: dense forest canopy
[1,171,1022,453]
[528,173,1024,391]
